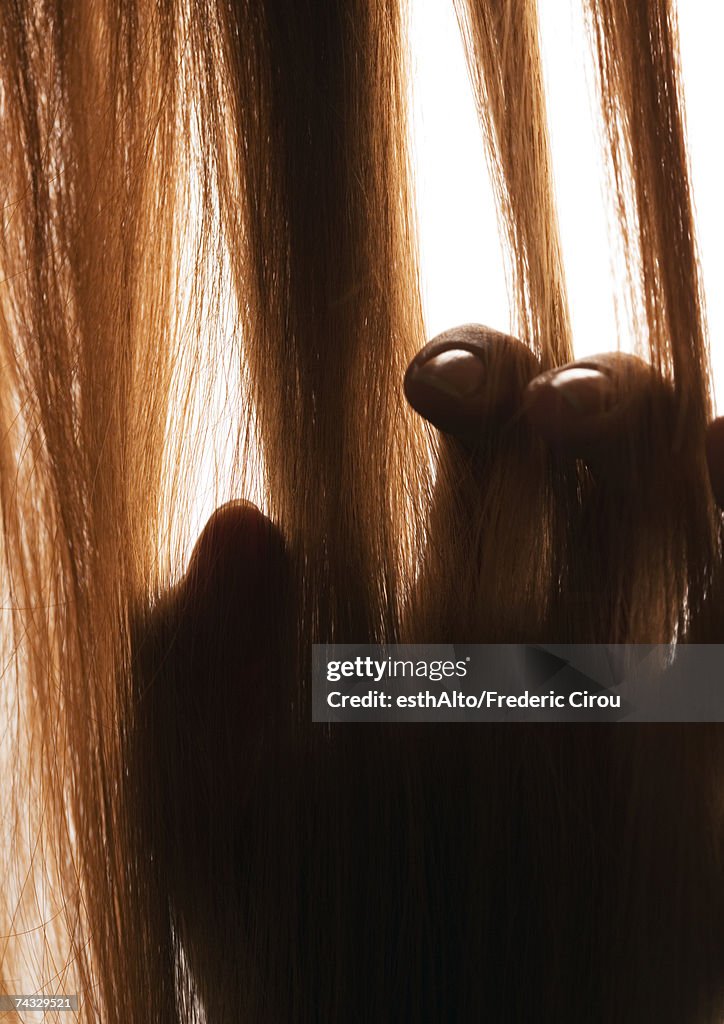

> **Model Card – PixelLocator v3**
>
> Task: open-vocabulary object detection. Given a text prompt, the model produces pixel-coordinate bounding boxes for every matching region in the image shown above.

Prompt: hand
[168,323,724,653]
[404,324,724,642]
[404,324,694,485]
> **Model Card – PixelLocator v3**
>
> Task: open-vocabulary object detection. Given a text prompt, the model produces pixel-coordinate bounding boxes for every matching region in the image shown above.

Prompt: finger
[172,502,288,813]
[522,354,699,643]
[184,499,283,614]
[180,499,289,711]
[172,501,285,700]
[522,352,668,461]
[133,501,290,914]
[403,326,549,642]
[404,324,539,442]
[706,418,724,508]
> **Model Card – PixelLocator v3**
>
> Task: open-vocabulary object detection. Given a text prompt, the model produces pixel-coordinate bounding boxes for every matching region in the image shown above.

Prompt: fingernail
[524,366,616,444]
[413,349,486,399]
[404,348,487,433]
[539,367,615,414]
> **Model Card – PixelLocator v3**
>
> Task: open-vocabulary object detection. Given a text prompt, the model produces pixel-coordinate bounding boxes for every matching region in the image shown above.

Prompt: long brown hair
[1,0,722,1020]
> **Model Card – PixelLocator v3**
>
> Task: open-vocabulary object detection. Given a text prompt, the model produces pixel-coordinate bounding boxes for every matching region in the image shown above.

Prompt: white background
[410,0,724,406]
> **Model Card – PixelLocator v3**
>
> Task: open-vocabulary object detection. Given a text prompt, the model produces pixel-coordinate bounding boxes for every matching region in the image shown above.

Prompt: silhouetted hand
[180,324,724,642]
[404,323,723,491]
[402,324,724,642]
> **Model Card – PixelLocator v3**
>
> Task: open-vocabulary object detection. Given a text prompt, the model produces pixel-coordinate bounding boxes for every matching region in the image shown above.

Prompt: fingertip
[185,500,284,599]
[523,366,616,450]
[523,354,659,456]
[404,347,488,435]
[404,324,538,439]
